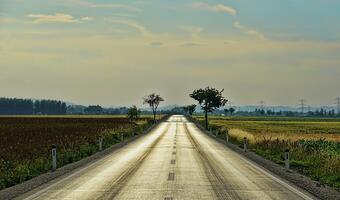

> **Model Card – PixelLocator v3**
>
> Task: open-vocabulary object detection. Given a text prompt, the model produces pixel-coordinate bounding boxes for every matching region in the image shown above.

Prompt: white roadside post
[243,137,247,152]
[284,149,290,170]
[225,132,229,143]
[99,137,103,151]
[51,144,57,172]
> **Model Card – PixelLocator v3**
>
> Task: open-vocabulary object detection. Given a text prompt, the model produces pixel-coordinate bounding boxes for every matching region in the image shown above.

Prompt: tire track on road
[99,124,171,199]
[184,123,242,200]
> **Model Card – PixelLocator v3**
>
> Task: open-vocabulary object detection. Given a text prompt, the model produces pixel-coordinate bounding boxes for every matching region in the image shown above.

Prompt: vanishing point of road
[17,115,316,200]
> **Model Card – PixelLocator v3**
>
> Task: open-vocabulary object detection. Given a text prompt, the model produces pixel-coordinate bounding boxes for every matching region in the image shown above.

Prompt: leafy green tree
[190,87,227,129]
[186,104,196,116]
[229,107,235,116]
[127,105,141,122]
[224,109,229,115]
[143,93,164,123]
[225,107,235,116]
[84,105,103,115]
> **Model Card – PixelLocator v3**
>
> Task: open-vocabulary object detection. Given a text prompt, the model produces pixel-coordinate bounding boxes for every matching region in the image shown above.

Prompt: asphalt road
[17,115,316,200]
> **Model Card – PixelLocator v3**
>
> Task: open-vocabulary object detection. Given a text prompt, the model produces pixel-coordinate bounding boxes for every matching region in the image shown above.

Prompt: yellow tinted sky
[1,0,339,106]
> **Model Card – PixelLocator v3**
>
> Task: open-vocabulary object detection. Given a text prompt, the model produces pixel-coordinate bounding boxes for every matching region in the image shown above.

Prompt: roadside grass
[0,117,154,190]
[0,114,155,118]
[194,116,340,190]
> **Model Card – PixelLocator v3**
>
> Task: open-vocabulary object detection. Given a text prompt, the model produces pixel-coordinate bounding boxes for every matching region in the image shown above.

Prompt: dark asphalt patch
[168,173,175,181]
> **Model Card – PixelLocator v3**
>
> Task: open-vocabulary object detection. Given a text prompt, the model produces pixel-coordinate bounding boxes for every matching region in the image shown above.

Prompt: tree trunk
[153,110,156,123]
[205,110,208,129]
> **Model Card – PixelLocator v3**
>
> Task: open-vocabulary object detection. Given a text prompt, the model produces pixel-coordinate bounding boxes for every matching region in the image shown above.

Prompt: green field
[194,115,340,190]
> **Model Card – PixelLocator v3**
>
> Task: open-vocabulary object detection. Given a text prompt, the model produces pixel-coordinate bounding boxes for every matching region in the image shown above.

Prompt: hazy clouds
[0,0,339,107]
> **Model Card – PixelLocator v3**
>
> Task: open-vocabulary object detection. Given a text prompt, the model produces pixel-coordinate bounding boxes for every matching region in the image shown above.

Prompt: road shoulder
[0,117,169,200]
[189,117,340,200]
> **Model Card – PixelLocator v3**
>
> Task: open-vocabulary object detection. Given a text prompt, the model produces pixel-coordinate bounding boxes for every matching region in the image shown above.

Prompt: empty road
[17,115,316,200]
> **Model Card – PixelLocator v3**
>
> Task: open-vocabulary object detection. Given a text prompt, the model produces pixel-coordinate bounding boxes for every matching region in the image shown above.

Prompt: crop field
[205,116,340,141]
[0,116,153,190]
[195,116,340,190]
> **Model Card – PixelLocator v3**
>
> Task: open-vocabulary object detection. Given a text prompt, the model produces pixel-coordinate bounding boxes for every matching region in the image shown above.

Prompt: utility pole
[336,97,340,115]
[259,101,265,110]
[298,99,306,114]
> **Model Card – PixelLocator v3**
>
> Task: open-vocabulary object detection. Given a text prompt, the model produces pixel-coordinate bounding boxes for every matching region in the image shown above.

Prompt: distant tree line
[2,96,339,118]
[0,98,33,115]
[248,108,339,117]
[84,105,103,115]
[34,100,67,115]
[209,108,340,117]
[0,97,66,115]
[67,105,130,115]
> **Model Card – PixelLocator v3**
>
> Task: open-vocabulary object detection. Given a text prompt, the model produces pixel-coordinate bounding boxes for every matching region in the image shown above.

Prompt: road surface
[17,115,316,200]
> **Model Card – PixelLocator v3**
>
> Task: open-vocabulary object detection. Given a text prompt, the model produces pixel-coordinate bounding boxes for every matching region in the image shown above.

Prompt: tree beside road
[190,87,227,129]
[143,93,164,123]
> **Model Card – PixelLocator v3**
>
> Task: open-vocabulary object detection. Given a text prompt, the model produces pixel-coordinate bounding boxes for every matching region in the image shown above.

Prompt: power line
[336,97,340,114]
[298,99,306,113]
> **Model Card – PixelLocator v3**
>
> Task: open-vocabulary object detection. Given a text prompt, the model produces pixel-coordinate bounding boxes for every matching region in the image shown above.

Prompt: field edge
[188,116,340,200]
[0,116,169,200]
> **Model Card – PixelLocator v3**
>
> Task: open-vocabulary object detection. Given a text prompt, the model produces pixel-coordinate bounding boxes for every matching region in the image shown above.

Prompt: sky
[0,0,339,107]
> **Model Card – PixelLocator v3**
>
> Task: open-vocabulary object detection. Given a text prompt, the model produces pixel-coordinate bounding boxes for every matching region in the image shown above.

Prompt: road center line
[168,172,175,181]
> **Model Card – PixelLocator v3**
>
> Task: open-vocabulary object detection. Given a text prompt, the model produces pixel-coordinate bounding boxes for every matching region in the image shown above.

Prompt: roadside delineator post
[51,144,57,171]
[120,133,124,141]
[225,132,229,143]
[243,137,247,152]
[284,149,290,170]
[99,137,103,151]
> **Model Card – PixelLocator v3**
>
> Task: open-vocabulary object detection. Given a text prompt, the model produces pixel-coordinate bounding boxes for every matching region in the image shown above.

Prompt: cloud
[181,42,205,47]
[0,17,17,24]
[191,2,264,40]
[0,13,17,24]
[234,21,264,39]
[80,16,93,21]
[107,19,151,37]
[112,13,136,18]
[150,41,163,46]
[69,0,142,12]
[192,3,236,16]
[27,13,79,23]
[180,26,203,39]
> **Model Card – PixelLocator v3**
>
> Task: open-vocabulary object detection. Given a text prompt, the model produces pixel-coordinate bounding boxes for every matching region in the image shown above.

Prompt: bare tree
[143,93,164,123]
